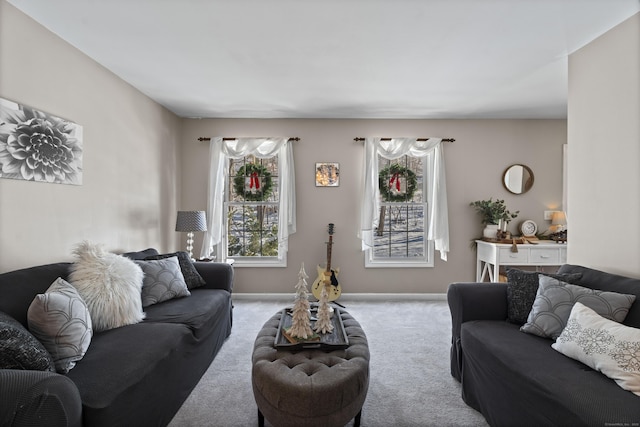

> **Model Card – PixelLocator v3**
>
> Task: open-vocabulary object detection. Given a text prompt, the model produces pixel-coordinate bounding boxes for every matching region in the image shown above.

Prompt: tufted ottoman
[251,308,370,427]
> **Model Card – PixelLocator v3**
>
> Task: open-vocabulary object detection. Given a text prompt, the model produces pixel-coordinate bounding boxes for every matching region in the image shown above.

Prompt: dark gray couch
[448,264,640,427]
[0,248,234,427]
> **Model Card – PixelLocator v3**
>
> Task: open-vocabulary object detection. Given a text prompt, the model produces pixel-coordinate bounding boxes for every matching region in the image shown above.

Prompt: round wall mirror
[503,164,534,194]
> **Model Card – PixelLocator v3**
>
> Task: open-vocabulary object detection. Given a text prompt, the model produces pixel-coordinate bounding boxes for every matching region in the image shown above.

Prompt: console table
[476,240,567,282]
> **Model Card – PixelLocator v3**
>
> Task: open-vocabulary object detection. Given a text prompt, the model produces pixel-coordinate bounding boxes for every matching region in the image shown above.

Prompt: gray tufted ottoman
[252,308,370,427]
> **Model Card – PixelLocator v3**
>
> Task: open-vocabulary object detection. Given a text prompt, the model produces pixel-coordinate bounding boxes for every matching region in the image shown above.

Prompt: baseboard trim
[232,293,447,301]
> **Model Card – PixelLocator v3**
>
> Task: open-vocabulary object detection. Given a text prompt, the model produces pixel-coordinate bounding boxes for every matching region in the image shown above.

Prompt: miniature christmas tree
[288,263,315,339]
[314,285,334,334]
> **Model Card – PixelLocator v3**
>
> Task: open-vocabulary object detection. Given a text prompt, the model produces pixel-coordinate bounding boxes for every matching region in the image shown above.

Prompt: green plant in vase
[470,198,519,239]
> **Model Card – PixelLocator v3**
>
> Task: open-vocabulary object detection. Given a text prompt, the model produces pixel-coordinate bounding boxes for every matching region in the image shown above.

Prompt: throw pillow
[135,256,191,307]
[0,311,55,372]
[27,277,93,373]
[506,269,583,324]
[521,275,636,339]
[553,302,640,397]
[144,251,206,289]
[69,241,145,332]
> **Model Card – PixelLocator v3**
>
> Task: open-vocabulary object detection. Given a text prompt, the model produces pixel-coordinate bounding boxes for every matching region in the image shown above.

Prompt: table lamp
[175,211,207,260]
[551,211,567,232]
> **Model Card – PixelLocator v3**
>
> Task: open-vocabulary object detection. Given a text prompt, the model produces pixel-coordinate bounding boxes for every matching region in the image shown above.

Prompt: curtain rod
[354,137,455,143]
[197,137,300,142]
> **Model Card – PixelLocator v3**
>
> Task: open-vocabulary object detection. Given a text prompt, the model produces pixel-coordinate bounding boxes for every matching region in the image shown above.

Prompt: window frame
[364,151,435,268]
[218,157,287,268]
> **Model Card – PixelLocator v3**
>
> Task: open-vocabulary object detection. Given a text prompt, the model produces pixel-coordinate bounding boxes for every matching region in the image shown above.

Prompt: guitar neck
[326,235,333,273]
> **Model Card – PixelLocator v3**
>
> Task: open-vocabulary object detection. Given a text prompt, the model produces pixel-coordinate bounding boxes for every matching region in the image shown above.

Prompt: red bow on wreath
[389,172,401,191]
[249,172,261,189]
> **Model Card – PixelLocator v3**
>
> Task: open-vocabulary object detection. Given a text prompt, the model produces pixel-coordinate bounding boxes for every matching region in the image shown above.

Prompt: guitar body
[312,223,342,302]
[312,265,341,301]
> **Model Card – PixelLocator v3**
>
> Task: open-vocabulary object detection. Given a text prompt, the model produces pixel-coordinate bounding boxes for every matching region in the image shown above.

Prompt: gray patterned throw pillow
[28,277,93,373]
[136,256,191,307]
[144,251,206,289]
[506,269,583,324]
[521,275,636,339]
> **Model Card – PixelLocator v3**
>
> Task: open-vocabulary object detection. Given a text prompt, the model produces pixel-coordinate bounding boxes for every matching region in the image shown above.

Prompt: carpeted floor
[168,298,488,427]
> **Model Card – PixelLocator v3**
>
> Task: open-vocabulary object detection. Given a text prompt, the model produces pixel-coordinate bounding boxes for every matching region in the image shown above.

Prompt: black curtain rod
[353,137,455,142]
[197,137,300,142]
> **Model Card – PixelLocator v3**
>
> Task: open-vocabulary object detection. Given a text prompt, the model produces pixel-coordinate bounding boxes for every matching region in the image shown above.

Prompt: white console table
[476,240,567,282]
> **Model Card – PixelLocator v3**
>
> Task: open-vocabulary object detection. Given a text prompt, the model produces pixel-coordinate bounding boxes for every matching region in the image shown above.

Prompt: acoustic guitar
[312,223,342,301]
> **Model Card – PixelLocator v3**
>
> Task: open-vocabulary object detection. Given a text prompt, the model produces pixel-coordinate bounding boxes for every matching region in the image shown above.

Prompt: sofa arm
[194,262,234,293]
[0,369,82,427]
[447,282,508,382]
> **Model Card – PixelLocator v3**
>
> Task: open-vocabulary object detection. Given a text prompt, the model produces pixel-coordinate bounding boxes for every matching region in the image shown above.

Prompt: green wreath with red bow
[378,163,417,202]
[233,163,273,202]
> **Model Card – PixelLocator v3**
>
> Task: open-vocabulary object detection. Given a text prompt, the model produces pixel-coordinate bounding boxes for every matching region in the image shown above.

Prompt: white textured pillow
[553,302,640,396]
[28,277,92,373]
[69,241,145,332]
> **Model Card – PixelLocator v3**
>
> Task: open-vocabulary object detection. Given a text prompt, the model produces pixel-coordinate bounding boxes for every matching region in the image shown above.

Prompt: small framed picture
[315,162,340,187]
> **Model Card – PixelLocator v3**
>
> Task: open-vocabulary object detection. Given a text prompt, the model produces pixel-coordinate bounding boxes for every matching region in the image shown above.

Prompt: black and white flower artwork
[0,98,83,185]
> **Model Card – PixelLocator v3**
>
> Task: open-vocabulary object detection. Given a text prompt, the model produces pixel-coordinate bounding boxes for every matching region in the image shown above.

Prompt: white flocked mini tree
[288,263,314,339]
[314,285,334,334]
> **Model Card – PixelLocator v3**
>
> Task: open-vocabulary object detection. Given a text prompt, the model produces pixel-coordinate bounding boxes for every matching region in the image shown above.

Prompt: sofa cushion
[69,241,145,332]
[144,251,206,289]
[65,322,190,409]
[521,275,636,339]
[135,257,190,307]
[461,319,640,426]
[557,264,640,328]
[553,302,640,396]
[143,288,231,339]
[0,263,72,327]
[506,268,582,324]
[27,277,93,373]
[120,247,160,260]
[0,311,55,372]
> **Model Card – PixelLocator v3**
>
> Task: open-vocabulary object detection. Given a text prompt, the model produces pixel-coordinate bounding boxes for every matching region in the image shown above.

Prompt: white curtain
[200,137,296,260]
[358,137,450,261]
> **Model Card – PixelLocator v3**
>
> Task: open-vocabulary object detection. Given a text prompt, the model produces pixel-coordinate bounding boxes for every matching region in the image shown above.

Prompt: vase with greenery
[470,198,519,238]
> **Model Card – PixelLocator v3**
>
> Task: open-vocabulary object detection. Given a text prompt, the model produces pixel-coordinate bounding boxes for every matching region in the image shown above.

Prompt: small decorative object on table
[314,286,334,334]
[285,263,317,341]
[470,198,519,239]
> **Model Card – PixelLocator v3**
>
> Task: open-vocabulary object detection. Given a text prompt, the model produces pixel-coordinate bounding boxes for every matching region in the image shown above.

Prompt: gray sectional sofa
[448,264,640,427]
[0,248,234,427]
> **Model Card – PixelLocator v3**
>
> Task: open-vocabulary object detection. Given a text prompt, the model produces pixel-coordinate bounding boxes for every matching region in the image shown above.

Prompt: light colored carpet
[168,298,488,427]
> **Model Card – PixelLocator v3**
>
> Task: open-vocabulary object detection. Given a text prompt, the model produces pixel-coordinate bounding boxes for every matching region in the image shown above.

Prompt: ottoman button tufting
[252,309,370,427]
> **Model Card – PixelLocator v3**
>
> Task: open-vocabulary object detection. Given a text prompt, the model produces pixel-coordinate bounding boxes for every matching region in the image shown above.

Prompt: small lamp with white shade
[175,211,207,260]
[551,211,567,233]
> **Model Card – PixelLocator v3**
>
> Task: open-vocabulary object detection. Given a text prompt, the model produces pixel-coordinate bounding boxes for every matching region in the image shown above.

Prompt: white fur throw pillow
[69,241,145,332]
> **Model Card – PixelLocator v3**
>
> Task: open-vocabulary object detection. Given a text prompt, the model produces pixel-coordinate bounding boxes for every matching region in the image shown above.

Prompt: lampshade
[175,211,207,232]
[551,211,567,226]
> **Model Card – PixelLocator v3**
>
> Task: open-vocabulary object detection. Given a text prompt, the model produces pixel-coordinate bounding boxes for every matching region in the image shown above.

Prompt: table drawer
[498,248,529,263]
[530,248,560,264]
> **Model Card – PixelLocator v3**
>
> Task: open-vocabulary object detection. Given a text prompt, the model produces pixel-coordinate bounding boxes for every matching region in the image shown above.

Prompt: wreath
[378,164,417,202]
[233,163,273,201]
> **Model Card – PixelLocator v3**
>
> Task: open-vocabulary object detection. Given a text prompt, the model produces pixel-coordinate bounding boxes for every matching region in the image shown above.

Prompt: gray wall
[567,13,640,277]
[0,1,182,272]
[181,118,566,293]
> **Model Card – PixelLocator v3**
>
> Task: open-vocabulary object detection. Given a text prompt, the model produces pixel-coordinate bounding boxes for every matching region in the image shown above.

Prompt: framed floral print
[0,97,83,185]
[315,162,340,187]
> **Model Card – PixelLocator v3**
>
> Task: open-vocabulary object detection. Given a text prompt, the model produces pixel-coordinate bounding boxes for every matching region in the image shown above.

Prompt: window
[201,137,296,267]
[359,137,449,266]
[366,152,434,267]
[226,155,282,265]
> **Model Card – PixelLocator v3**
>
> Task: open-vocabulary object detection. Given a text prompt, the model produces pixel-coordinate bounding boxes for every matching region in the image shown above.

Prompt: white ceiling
[7,0,640,119]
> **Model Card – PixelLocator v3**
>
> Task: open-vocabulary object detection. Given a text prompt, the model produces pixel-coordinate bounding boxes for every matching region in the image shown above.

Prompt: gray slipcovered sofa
[448,264,640,427]
[0,248,234,427]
